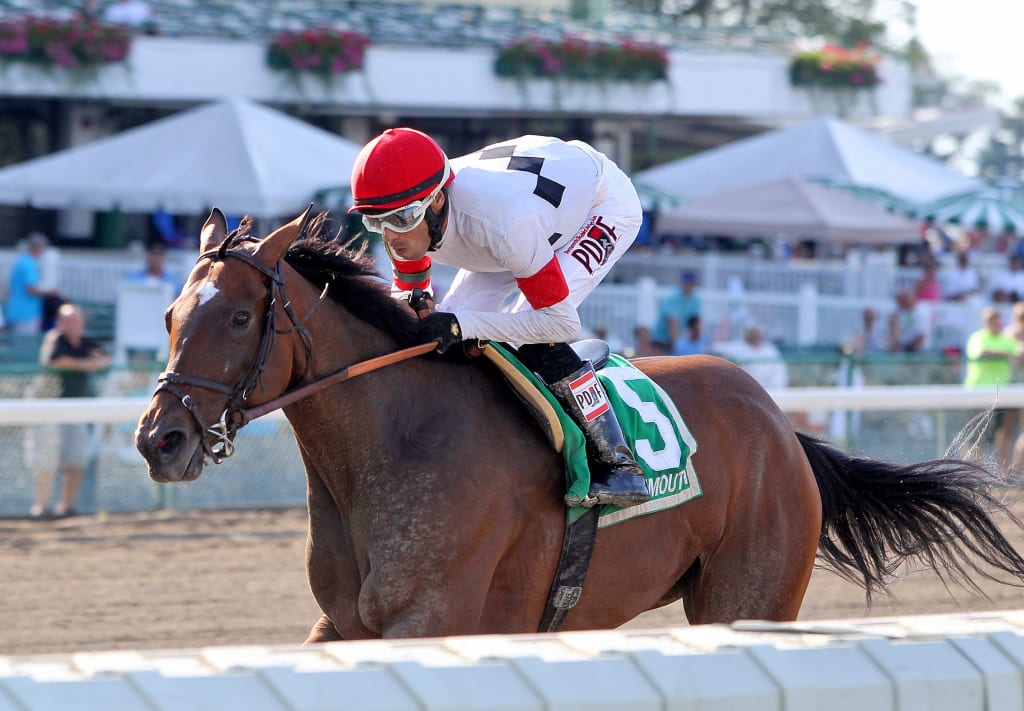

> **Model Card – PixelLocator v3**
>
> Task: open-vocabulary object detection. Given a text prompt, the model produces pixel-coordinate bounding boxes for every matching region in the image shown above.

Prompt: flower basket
[0,15,131,70]
[788,43,880,89]
[495,36,668,82]
[266,27,371,81]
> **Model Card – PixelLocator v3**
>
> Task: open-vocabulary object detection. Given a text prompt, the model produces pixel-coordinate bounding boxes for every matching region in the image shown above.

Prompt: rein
[236,342,436,423]
[156,227,435,464]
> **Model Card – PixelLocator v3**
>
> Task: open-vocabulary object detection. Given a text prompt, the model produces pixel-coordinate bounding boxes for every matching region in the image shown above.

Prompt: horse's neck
[282,292,422,498]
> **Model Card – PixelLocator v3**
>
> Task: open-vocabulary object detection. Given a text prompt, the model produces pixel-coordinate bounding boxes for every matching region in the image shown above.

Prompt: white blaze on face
[197,280,219,306]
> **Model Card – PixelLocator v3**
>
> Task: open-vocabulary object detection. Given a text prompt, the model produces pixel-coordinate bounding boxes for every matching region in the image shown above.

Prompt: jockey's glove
[407,287,435,316]
[418,311,462,353]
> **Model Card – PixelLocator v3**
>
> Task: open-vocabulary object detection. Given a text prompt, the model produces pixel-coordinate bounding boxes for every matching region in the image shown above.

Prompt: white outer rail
[0,385,1019,425]
[4,612,1024,711]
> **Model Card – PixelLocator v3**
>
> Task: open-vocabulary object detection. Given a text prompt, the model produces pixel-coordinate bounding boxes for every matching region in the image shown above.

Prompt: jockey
[349,128,650,508]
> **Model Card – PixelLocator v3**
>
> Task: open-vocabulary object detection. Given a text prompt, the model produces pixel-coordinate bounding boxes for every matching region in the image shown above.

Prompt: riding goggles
[360,164,451,234]
[361,197,434,234]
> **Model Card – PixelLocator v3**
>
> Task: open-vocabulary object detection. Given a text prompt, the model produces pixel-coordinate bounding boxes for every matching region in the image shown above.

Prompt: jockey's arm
[445,297,581,344]
[389,254,433,297]
[443,249,582,343]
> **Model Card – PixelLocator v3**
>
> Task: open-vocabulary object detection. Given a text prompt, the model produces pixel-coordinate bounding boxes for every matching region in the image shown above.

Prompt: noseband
[155,226,321,464]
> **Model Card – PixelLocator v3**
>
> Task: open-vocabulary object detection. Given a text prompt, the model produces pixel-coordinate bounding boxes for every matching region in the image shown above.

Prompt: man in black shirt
[28,303,112,519]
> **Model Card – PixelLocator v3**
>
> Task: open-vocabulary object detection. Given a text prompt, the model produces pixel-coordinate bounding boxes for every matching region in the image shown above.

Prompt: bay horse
[136,206,1024,641]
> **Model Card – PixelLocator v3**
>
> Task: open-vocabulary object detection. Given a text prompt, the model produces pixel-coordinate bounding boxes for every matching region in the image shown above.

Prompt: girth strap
[538,506,600,632]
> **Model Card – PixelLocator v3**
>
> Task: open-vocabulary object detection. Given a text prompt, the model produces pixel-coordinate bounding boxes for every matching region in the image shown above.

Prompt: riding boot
[548,361,651,508]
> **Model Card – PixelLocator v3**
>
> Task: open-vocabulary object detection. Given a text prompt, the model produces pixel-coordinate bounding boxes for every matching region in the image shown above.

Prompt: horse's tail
[797,431,1024,602]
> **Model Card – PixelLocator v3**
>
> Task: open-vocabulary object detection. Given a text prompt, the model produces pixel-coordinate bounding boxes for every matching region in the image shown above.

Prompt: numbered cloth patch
[488,345,702,527]
[581,355,702,528]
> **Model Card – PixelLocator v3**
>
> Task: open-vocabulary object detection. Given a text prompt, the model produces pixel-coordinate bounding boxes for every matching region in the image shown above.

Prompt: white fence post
[797,282,818,346]
[844,251,861,297]
[636,276,659,328]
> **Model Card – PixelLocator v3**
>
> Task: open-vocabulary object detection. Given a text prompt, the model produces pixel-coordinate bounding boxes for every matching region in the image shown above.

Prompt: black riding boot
[548,361,651,508]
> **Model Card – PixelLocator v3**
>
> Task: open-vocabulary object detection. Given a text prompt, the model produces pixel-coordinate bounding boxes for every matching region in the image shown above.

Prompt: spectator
[848,307,886,356]
[38,239,62,331]
[128,242,181,294]
[672,314,707,356]
[733,324,786,390]
[914,261,942,302]
[6,232,58,336]
[27,303,112,519]
[964,307,1021,470]
[989,254,1024,303]
[627,325,663,358]
[1005,302,1024,473]
[651,271,700,350]
[942,251,980,302]
[888,291,929,353]
[714,324,787,390]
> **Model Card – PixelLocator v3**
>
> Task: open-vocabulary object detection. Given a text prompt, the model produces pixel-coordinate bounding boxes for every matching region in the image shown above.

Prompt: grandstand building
[0,0,915,244]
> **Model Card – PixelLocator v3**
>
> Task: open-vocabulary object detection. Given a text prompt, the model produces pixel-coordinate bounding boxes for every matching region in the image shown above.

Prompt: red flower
[267,27,371,78]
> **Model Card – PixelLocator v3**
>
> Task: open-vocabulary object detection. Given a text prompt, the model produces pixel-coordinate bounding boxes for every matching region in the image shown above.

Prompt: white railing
[580,278,988,350]
[3,612,1024,710]
[2,384,1018,425]
[0,384,1006,516]
[612,249,1014,296]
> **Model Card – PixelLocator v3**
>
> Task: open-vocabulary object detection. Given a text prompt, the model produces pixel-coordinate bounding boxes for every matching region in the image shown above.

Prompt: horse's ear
[253,204,313,267]
[200,208,229,252]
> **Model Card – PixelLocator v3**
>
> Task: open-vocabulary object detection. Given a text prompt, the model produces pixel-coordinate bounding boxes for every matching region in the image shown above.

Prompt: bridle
[154,221,321,463]
[154,223,433,464]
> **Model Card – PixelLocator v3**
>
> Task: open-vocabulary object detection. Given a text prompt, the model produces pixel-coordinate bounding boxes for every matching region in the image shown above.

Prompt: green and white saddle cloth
[488,344,703,528]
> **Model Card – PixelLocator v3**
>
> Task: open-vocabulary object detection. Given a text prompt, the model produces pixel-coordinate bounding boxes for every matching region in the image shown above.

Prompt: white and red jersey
[393,135,643,344]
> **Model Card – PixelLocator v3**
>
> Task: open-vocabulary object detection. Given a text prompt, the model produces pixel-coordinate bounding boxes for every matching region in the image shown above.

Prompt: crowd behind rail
[0,228,1019,518]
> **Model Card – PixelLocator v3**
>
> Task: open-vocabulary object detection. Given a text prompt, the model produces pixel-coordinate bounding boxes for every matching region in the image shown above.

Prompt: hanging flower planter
[495,35,668,82]
[788,42,880,89]
[266,27,371,82]
[0,14,131,70]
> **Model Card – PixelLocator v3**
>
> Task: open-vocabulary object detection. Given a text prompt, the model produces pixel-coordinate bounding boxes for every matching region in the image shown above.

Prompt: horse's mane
[241,212,421,346]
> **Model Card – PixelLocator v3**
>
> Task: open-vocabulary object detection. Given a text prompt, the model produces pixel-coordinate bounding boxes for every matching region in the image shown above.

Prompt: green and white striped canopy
[915,188,1024,234]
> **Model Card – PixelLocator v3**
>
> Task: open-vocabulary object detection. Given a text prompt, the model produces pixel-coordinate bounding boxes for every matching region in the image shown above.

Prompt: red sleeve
[516,256,569,309]
[392,255,432,291]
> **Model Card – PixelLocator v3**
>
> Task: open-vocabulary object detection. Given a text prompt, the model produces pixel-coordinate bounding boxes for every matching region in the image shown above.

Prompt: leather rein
[154,231,434,464]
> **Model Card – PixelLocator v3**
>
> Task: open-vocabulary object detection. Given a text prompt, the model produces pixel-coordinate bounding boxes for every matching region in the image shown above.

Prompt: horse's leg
[683,432,822,623]
[361,526,508,638]
[305,614,344,644]
[360,497,562,638]
[301,458,374,641]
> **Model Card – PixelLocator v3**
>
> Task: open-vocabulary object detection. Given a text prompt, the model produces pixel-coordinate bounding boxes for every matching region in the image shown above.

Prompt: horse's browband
[199,245,282,283]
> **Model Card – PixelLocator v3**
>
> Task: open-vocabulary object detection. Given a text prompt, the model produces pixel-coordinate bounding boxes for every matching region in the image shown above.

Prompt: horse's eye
[232,311,251,327]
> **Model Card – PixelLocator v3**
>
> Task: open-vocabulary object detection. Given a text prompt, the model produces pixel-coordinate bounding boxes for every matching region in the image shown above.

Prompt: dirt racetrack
[4,501,1024,657]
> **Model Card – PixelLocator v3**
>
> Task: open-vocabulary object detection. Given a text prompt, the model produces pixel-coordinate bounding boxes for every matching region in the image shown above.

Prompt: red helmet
[348,128,453,213]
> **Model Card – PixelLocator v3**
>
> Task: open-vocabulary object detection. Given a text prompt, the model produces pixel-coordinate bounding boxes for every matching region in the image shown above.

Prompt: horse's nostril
[156,430,185,455]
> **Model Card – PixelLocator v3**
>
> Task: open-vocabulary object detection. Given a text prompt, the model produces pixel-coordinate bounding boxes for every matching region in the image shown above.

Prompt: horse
[136,205,1024,641]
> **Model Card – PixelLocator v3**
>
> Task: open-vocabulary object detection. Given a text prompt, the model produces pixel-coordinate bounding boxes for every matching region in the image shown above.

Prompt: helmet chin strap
[425,187,449,252]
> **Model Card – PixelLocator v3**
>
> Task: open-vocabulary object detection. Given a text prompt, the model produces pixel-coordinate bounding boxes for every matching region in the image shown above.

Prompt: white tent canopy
[656,177,921,243]
[0,98,361,218]
[633,117,979,206]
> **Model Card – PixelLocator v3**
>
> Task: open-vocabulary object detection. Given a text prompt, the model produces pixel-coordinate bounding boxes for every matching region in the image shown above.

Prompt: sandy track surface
[3,503,1024,657]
